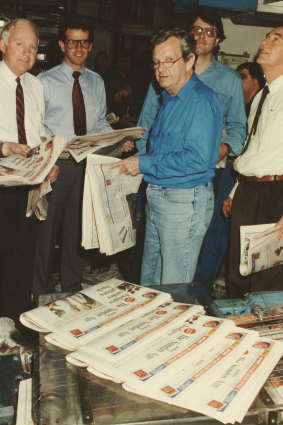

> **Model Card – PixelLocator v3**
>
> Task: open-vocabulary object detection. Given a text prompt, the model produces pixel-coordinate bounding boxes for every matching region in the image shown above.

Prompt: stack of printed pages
[20,278,283,424]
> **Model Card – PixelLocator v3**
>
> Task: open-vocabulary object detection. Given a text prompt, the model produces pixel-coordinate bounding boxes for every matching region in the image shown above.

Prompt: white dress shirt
[0,60,45,148]
[230,75,283,198]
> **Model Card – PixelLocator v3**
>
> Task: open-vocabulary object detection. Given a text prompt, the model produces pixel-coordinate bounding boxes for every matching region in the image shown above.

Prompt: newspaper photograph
[67,127,144,163]
[82,155,143,255]
[20,278,171,349]
[0,136,66,187]
[240,223,283,275]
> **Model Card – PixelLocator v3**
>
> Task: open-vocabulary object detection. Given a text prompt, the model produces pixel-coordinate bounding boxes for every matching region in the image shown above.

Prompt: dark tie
[72,71,87,136]
[241,85,269,155]
[16,77,27,144]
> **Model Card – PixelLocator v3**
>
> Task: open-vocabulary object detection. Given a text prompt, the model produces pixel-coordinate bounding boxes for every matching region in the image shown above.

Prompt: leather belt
[237,173,283,182]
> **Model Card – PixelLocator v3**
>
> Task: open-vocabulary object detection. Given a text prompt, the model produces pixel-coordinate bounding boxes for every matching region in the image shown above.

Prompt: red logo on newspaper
[134,369,149,379]
[124,297,135,303]
[254,252,260,260]
[184,328,196,334]
[162,386,177,395]
[156,310,167,315]
[71,329,83,336]
[106,345,119,352]
[208,400,224,409]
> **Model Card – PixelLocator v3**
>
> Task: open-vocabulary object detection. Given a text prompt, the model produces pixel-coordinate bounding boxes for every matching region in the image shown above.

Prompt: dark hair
[236,61,266,89]
[59,16,93,43]
[190,6,226,43]
[151,28,196,61]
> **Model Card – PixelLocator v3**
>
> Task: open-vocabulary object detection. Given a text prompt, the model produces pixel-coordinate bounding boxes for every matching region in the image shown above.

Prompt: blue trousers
[141,182,214,286]
[193,162,236,292]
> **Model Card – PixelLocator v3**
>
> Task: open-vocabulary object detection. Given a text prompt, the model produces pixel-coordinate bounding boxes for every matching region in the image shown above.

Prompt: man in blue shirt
[136,7,246,293]
[33,17,132,301]
[111,29,222,286]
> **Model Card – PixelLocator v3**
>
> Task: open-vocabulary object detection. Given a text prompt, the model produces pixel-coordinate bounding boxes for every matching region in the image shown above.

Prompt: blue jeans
[193,162,236,292]
[140,183,214,286]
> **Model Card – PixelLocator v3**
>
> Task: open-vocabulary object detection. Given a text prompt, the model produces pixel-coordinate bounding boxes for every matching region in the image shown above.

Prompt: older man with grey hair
[0,18,58,339]
[112,29,222,289]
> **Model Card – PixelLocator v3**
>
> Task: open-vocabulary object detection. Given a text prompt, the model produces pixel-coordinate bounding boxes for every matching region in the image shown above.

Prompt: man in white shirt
[223,27,283,298]
[0,19,58,338]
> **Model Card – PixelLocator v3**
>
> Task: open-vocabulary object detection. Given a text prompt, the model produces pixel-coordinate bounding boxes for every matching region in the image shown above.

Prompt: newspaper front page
[20,278,171,349]
[67,127,144,163]
[75,315,235,385]
[66,301,204,369]
[82,155,143,255]
[240,223,283,275]
[0,136,66,187]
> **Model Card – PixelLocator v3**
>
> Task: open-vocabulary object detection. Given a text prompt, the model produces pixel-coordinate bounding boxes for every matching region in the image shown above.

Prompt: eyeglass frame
[65,39,91,49]
[190,26,218,38]
[150,55,186,70]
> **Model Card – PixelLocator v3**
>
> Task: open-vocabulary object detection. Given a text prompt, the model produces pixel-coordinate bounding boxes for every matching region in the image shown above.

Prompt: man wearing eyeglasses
[33,17,116,301]
[111,29,222,287]
[135,7,246,295]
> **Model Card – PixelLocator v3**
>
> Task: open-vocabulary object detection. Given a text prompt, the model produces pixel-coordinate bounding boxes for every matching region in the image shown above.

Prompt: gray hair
[1,19,38,45]
[151,28,196,61]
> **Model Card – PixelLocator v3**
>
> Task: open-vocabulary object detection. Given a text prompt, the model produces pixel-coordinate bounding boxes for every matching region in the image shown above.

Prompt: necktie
[72,71,87,136]
[16,77,27,144]
[241,85,269,155]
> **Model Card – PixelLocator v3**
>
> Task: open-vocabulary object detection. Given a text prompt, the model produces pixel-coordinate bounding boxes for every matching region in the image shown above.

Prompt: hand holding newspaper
[240,223,283,275]
[0,136,66,187]
[82,154,143,255]
[67,127,144,163]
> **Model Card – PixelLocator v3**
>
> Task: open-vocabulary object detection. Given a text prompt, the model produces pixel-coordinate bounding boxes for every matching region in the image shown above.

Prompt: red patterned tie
[16,77,27,144]
[72,71,87,136]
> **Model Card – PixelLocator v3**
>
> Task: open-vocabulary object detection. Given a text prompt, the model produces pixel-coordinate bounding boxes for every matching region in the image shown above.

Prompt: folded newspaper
[67,127,144,163]
[20,277,283,424]
[82,154,143,255]
[240,223,283,276]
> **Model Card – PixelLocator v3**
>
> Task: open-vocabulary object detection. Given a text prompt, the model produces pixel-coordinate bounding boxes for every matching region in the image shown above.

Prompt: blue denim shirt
[38,61,112,142]
[139,73,222,188]
[137,57,246,157]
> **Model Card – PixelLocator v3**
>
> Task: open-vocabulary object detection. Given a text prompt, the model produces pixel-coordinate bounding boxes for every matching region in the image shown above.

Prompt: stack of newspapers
[20,278,283,424]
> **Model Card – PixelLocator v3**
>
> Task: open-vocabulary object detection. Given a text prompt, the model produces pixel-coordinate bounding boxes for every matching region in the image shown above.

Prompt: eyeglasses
[65,39,91,49]
[150,55,184,70]
[190,26,217,38]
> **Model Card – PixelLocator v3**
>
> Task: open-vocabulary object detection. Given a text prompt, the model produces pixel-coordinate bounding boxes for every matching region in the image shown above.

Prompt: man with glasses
[111,29,222,287]
[135,7,246,294]
[33,17,114,301]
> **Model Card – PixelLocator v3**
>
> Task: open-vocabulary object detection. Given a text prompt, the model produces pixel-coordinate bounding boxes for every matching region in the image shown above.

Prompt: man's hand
[275,215,283,241]
[49,165,60,184]
[223,197,233,218]
[218,143,229,163]
[110,156,140,176]
[2,142,30,157]
[122,140,135,152]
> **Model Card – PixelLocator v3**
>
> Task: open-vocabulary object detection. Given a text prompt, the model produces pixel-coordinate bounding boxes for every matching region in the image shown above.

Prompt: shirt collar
[61,60,86,81]
[267,74,283,95]
[162,72,198,103]
[0,60,26,86]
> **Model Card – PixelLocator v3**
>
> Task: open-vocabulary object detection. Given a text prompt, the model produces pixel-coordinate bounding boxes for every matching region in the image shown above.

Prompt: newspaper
[66,301,205,368]
[67,127,144,163]
[240,223,283,275]
[20,278,172,350]
[68,315,235,385]
[0,136,66,187]
[82,155,143,255]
